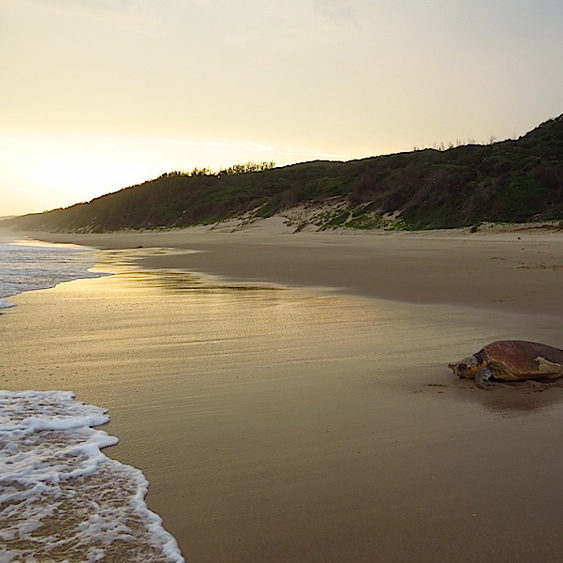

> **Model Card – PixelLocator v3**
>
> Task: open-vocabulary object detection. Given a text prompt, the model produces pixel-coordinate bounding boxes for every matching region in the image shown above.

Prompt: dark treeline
[160,161,276,179]
[3,115,563,232]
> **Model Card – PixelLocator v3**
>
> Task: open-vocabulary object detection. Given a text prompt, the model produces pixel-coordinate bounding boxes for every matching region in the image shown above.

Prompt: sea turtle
[448,340,563,389]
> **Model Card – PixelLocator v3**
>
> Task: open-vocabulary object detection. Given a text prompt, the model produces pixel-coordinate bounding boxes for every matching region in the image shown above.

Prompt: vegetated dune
[3,114,562,233]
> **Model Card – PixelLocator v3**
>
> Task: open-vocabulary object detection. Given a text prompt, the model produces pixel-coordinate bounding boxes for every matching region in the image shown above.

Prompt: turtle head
[448,355,480,379]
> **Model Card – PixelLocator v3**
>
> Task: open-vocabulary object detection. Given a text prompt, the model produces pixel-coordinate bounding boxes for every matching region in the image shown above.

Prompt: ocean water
[0,237,106,310]
[0,236,184,561]
[0,390,183,562]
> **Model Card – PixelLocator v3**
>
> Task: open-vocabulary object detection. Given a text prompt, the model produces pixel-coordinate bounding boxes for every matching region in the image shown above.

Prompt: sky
[1,0,562,216]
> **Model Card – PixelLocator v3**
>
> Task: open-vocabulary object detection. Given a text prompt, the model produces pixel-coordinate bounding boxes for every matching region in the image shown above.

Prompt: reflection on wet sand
[122,270,282,294]
[94,247,284,294]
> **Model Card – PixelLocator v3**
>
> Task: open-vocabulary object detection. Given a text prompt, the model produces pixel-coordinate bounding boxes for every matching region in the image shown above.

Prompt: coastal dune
[3,227,563,561]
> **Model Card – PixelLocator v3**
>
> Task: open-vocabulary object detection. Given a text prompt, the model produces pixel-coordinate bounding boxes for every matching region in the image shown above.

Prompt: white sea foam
[0,390,184,562]
[0,239,107,309]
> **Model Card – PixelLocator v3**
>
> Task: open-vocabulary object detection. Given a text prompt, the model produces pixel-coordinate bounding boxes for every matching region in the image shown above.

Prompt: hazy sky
[1,0,562,215]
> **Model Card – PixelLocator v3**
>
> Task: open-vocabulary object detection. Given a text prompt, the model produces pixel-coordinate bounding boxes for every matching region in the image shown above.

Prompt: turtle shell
[481,340,563,381]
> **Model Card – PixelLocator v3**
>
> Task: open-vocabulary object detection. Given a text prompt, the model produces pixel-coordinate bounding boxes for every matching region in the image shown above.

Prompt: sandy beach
[31,223,563,315]
[3,226,563,561]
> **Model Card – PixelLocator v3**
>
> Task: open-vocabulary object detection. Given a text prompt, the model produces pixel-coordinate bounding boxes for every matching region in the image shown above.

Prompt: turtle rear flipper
[475,367,494,389]
[536,356,563,377]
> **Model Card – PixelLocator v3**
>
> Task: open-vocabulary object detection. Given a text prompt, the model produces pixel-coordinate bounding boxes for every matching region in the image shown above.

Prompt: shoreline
[2,232,563,561]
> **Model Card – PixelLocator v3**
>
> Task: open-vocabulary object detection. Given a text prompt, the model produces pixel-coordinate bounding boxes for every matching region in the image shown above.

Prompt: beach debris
[448,340,563,389]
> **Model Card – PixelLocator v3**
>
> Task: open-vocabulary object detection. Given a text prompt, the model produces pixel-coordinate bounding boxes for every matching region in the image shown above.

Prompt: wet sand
[3,229,563,561]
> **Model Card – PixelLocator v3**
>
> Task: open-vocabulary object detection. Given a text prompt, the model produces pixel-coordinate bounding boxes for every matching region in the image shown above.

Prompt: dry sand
[3,226,563,562]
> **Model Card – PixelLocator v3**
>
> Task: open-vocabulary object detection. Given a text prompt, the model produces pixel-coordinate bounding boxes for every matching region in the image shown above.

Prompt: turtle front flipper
[475,367,494,389]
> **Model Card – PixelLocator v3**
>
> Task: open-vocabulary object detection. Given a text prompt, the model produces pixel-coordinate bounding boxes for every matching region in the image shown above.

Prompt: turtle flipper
[475,367,494,389]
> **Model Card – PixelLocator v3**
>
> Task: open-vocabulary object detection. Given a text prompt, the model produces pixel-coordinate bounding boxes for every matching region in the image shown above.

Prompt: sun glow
[0,131,353,215]
[0,133,167,214]
[27,153,160,206]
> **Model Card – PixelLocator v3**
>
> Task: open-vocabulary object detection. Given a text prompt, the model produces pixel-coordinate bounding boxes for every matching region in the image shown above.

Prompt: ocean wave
[0,240,109,308]
[0,390,184,562]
